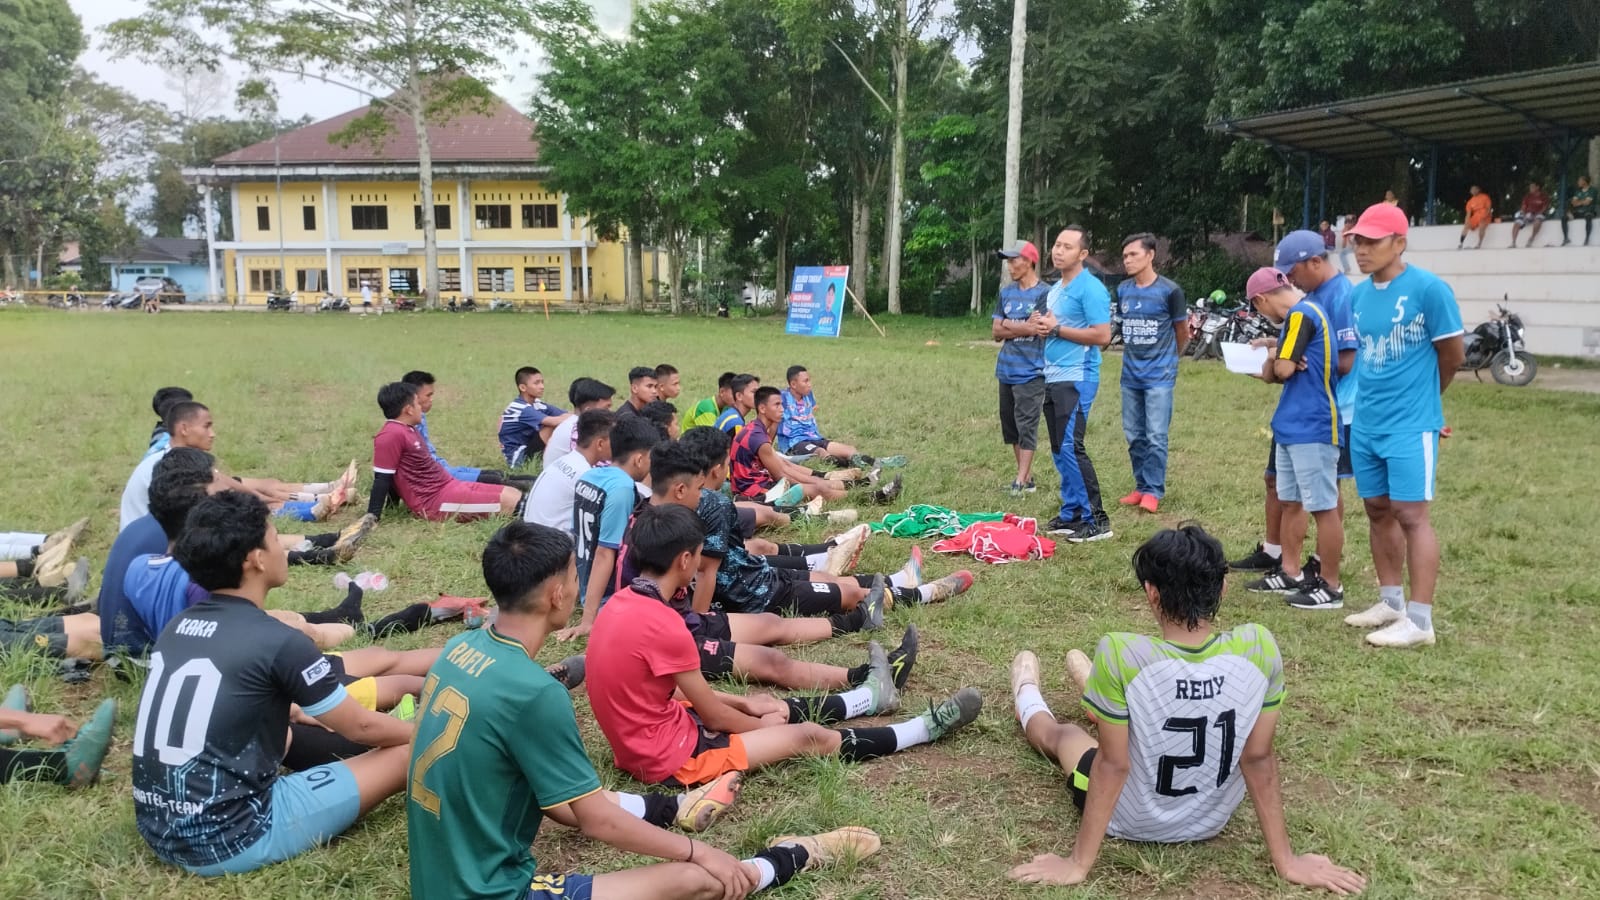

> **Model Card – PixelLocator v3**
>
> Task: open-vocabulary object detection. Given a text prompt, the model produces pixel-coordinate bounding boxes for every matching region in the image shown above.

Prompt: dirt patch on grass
[1505,768,1600,821]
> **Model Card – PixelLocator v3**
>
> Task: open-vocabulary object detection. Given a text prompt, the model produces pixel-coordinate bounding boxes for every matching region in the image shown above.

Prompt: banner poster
[784,265,849,338]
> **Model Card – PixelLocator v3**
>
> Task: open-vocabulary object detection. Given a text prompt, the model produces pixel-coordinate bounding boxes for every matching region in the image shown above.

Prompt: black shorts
[1066,747,1097,811]
[689,612,736,678]
[1266,426,1352,479]
[771,578,842,616]
[999,378,1047,451]
[735,506,757,540]
[789,438,830,455]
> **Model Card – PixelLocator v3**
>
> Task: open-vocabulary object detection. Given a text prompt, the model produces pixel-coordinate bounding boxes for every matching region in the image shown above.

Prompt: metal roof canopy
[1208,63,1600,160]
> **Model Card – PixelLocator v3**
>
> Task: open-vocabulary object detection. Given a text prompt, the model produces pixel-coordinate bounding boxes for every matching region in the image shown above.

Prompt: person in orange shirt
[1459,185,1492,249]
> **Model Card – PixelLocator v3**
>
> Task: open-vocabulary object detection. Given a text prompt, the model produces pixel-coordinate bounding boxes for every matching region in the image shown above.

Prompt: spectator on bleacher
[1509,182,1549,248]
[1562,175,1596,247]
[1458,185,1492,250]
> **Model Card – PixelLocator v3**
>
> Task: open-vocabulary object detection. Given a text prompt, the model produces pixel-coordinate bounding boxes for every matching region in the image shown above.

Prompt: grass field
[1,307,1597,899]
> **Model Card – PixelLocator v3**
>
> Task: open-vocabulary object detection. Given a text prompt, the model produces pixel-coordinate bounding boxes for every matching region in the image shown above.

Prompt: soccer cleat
[676,770,743,832]
[870,473,903,505]
[823,524,870,576]
[802,495,825,517]
[35,553,88,590]
[390,693,417,722]
[310,486,348,522]
[1064,649,1093,694]
[861,641,900,715]
[848,453,876,469]
[763,478,792,504]
[894,545,924,590]
[1118,491,1144,506]
[1286,578,1343,611]
[1044,516,1085,537]
[60,699,116,789]
[1010,650,1040,700]
[546,654,587,690]
[887,624,918,689]
[1364,616,1436,649]
[1245,567,1303,595]
[332,513,378,563]
[858,575,886,631]
[38,517,88,556]
[0,684,29,745]
[1066,520,1113,544]
[337,458,360,492]
[767,826,883,870]
[1228,543,1279,571]
[920,570,973,605]
[918,686,984,742]
[1138,494,1160,513]
[877,455,908,469]
[430,594,490,625]
[1344,600,1406,629]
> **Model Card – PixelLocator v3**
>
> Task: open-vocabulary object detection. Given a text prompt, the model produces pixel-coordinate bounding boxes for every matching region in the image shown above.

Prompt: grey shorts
[1275,443,1341,512]
[999,378,1046,451]
[0,616,66,657]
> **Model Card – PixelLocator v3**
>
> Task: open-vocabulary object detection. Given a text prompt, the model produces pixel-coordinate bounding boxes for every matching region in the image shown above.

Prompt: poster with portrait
[784,266,849,338]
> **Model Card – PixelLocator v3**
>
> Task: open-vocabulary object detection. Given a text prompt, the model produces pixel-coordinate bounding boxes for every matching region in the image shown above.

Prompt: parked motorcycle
[488,297,517,311]
[1189,291,1239,360]
[446,296,477,313]
[1462,298,1536,386]
[266,290,295,311]
[318,292,350,312]
[392,295,418,312]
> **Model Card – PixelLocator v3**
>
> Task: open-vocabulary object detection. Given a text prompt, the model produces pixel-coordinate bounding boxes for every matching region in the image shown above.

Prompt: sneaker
[1245,567,1303,595]
[34,551,86,589]
[1064,649,1093,694]
[1302,554,1322,582]
[60,698,116,788]
[1118,491,1144,506]
[1010,650,1040,706]
[1005,480,1026,495]
[894,546,924,590]
[0,684,29,745]
[887,624,918,689]
[858,575,886,631]
[877,455,908,469]
[861,641,900,715]
[331,513,377,563]
[802,495,825,517]
[870,473,903,505]
[390,693,417,722]
[39,517,89,556]
[824,467,862,483]
[675,770,744,832]
[767,826,883,870]
[917,686,984,742]
[1344,600,1406,629]
[1066,520,1113,544]
[848,453,876,469]
[823,524,870,576]
[777,483,805,507]
[1285,578,1344,611]
[310,486,347,521]
[1138,494,1160,513]
[763,478,792,504]
[1364,616,1436,648]
[336,458,360,492]
[545,654,586,690]
[1045,516,1085,536]
[920,570,973,605]
[1228,543,1279,571]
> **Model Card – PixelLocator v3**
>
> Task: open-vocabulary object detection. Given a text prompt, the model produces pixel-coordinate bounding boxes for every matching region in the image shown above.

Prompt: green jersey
[1081,624,1284,843]
[407,628,602,900]
[1573,185,1598,219]
[683,396,721,431]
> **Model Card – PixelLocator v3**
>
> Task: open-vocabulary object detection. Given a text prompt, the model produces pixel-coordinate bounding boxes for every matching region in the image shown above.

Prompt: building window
[303,206,316,231]
[521,203,559,229]
[570,266,593,295]
[351,205,389,230]
[346,267,383,292]
[295,269,327,292]
[414,204,452,231]
[248,269,283,292]
[256,206,271,231]
[388,268,419,293]
[523,266,561,292]
[476,267,515,292]
[438,268,462,292]
[475,204,512,229]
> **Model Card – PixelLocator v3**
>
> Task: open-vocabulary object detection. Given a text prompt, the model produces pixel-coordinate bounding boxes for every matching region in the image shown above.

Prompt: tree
[107,0,543,308]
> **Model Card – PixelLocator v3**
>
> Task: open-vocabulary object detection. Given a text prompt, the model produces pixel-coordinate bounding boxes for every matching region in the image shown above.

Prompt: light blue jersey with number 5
[1350,265,1463,436]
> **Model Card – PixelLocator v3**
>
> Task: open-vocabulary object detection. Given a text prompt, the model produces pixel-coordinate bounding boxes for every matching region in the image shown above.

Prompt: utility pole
[1001,0,1027,289]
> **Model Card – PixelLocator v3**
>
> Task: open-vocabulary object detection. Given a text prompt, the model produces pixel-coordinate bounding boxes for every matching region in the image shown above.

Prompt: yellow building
[183,96,665,305]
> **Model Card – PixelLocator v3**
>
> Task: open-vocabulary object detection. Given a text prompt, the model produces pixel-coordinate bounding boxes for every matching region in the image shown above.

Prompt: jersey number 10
[132,652,223,766]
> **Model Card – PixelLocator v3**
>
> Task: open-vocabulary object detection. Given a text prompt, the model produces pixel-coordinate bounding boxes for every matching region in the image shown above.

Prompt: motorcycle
[1189,292,1240,360]
[266,290,296,311]
[392,295,418,311]
[446,296,477,313]
[1462,298,1536,386]
[318,292,349,312]
[488,297,517,311]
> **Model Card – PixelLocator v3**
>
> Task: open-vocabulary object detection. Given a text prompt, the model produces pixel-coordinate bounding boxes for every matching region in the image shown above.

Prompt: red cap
[1245,267,1291,301]
[996,241,1039,265]
[1346,203,1409,239]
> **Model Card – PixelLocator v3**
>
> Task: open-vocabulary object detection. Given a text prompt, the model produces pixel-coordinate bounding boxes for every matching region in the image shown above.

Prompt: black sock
[14,558,34,579]
[368,602,430,636]
[308,532,339,549]
[304,585,364,625]
[1,747,66,784]
[775,542,830,556]
[752,845,808,888]
[785,694,850,725]
[475,470,506,485]
[288,548,337,567]
[640,792,679,828]
[0,582,65,606]
[836,726,899,763]
[507,475,536,493]
[844,661,870,687]
[889,586,918,605]
[829,606,866,637]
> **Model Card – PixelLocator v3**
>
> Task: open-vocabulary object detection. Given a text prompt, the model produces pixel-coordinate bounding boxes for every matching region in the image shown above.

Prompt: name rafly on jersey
[175,618,218,638]
[301,656,332,686]
[446,640,498,677]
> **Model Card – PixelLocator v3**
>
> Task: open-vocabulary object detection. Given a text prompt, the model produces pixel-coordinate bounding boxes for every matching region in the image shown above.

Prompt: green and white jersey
[1081,624,1285,843]
[407,628,603,900]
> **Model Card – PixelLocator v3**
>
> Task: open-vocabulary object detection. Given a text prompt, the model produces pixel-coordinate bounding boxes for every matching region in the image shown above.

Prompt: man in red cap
[992,240,1051,495]
[1341,204,1465,649]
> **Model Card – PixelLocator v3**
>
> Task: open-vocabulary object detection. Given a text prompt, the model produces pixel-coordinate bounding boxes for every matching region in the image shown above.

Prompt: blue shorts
[448,465,482,481]
[184,762,362,876]
[527,873,595,899]
[1274,443,1341,512]
[1351,430,1439,502]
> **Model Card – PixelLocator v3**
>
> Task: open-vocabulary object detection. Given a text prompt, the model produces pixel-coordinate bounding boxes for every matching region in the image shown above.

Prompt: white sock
[303,481,333,493]
[617,792,646,819]
[1263,542,1282,559]
[837,684,876,718]
[747,857,777,891]
[289,491,318,503]
[889,568,913,589]
[1014,684,1050,730]
[1407,601,1433,630]
[1380,585,1406,611]
[804,552,828,570]
[916,582,939,603]
[889,715,932,750]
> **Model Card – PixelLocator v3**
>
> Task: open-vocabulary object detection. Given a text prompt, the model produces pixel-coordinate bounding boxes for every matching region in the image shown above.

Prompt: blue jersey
[98,516,170,656]
[992,281,1052,384]
[1044,269,1112,384]
[573,465,640,603]
[714,406,745,435]
[1116,275,1188,389]
[498,397,567,466]
[1350,265,1463,435]
[1307,275,1359,425]
[1271,299,1340,446]
[776,389,823,451]
[120,554,208,656]
[416,413,450,467]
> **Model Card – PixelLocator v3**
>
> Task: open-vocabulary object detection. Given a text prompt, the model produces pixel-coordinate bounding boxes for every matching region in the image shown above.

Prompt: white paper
[1221,341,1269,375]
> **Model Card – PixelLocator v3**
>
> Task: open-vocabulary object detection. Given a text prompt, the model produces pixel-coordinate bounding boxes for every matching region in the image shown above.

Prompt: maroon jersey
[373,420,454,513]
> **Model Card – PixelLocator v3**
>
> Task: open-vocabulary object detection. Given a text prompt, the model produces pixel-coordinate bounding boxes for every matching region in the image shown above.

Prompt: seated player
[587,503,984,788]
[132,491,414,877]
[716,374,758,436]
[557,417,661,641]
[777,365,863,465]
[401,370,523,488]
[407,520,877,900]
[0,686,115,789]
[654,362,682,401]
[0,519,89,606]
[639,400,680,440]
[542,376,616,467]
[524,409,615,535]
[1,609,102,661]
[681,371,735,432]
[1005,524,1366,894]
[371,382,522,522]
[498,366,572,468]
[613,366,660,418]
[120,400,354,530]
[734,387,859,502]
[144,385,193,457]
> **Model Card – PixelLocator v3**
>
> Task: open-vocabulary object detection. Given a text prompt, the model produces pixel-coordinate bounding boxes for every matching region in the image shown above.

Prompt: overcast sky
[70,0,633,122]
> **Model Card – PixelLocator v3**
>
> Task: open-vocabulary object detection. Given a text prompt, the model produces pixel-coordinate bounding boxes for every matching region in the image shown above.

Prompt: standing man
[1114,233,1188,513]
[1509,182,1549,248]
[1459,185,1492,249]
[991,241,1051,494]
[1036,226,1113,542]
[613,367,660,418]
[1341,204,1465,649]
[1563,175,1597,246]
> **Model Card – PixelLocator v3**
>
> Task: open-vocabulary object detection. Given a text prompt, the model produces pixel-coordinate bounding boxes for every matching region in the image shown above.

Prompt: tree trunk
[970,235,982,313]
[885,0,908,314]
[35,244,44,288]
[774,215,789,314]
[413,108,440,309]
[668,233,684,315]
[1001,0,1027,291]
[627,232,645,310]
[850,192,869,305]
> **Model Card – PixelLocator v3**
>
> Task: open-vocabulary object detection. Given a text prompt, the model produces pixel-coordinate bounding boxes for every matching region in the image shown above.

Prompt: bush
[928,274,977,318]
[1167,247,1254,303]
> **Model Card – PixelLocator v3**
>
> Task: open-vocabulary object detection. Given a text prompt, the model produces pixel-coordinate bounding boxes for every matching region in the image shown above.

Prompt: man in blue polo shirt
[1339,204,1464,649]
[1037,226,1113,542]
[1114,233,1188,513]
[991,241,1052,494]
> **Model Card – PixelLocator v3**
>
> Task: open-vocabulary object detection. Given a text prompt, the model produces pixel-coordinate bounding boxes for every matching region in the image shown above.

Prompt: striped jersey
[1081,625,1285,843]
[1271,298,1340,446]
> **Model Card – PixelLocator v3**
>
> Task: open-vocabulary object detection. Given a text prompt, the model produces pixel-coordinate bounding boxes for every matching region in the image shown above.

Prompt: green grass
[1,307,1597,899]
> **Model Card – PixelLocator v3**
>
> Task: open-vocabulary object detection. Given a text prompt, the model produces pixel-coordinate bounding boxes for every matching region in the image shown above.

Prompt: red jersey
[729,419,775,498]
[584,586,702,783]
[373,420,454,514]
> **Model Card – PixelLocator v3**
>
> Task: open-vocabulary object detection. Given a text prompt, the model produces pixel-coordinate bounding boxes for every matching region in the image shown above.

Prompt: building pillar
[458,178,471,298]
[563,248,573,301]
[580,241,590,301]
[203,185,219,302]
[234,252,246,306]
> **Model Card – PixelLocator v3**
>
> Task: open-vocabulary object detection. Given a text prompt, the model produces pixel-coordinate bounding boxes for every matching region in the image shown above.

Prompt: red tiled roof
[214,94,538,166]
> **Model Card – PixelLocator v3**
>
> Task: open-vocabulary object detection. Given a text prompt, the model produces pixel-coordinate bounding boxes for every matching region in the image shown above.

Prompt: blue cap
[1273,230,1327,273]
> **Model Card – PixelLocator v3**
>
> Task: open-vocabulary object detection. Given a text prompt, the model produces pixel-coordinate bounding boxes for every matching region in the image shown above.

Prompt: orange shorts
[666,709,749,787]
[1467,211,1490,229]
